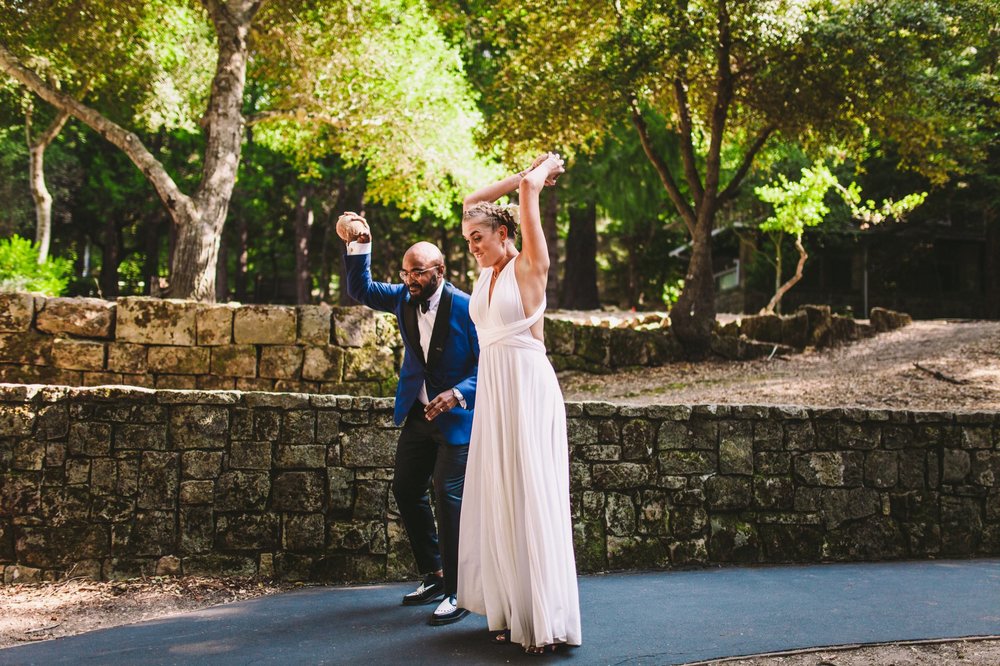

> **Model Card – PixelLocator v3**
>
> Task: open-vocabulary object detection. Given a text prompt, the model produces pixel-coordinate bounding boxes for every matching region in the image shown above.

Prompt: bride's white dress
[457,259,582,648]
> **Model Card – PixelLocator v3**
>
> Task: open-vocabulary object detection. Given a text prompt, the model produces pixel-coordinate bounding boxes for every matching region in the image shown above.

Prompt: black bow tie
[409,298,429,314]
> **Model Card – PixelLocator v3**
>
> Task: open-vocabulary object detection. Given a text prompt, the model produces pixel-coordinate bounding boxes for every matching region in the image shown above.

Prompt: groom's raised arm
[339,213,401,313]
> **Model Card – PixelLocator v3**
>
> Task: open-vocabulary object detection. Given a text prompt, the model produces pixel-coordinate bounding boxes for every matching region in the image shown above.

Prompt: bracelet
[517,168,529,179]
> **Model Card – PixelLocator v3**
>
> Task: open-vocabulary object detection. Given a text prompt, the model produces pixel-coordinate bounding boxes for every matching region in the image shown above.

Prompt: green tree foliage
[441,0,998,353]
[754,162,839,313]
[0,0,495,301]
[0,234,71,295]
[569,122,686,309]
[0,122,36,238]
[754,160,926,313]
[249,0,500,219]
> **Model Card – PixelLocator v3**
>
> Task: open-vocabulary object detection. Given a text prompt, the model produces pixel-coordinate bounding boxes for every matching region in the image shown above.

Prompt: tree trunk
[75,230,89,280]
[560,200,600,309]
[986,208,999,318]
[24,102,70,264]
[626,240,639,309]
[170,1,256,301]
[543,187,560,308]
[294,183,316,304]
[0,0,261,302]
[99,216,120,299]
[143,212,163,296]
[168,215,218,299]
[28,141,55,263]
[233,214,249,302]
[670,216,717,357]
[769,232,784,314]
[762,234,807,314]
[215,231,229,302]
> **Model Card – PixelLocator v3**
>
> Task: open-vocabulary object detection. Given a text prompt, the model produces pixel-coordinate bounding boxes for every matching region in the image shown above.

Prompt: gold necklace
[492,257,509,281]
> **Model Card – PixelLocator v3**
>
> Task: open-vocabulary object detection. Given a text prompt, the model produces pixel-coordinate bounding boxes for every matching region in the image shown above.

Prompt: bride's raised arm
[517,153,565,284]
[462,155,549,213]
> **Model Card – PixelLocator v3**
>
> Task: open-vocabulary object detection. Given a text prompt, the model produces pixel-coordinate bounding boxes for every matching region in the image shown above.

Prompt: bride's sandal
[492,630,512,645]
[525,644,559,656]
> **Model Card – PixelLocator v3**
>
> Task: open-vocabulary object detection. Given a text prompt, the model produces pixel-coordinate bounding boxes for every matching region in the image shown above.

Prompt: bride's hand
[538,152,565,186]
[525,152,564,186]
[527,153,549,172]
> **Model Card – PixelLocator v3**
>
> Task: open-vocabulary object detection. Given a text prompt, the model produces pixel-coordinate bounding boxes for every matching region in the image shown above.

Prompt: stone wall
[0,295,915,387]
[546,305,912,370]
[0,294,402,396]
[710,306,912,360]
[2,384,997,584]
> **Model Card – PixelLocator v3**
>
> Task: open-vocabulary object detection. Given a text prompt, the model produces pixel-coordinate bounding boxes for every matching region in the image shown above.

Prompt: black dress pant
[392,402,468,596]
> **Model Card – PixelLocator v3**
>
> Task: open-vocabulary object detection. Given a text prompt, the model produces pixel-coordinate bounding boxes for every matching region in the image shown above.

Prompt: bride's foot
[525,643,560,655]
[492,629,511,645]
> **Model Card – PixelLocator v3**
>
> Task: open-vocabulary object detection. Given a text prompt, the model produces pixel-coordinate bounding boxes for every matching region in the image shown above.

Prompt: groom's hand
[424,390,458,421]
[336,212,370,244]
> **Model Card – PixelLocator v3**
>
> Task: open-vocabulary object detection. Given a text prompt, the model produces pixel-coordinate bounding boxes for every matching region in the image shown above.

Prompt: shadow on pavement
[1,559,998,665]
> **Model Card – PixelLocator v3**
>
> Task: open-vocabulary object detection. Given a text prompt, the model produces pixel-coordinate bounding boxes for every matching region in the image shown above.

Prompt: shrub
[0,235,72,296]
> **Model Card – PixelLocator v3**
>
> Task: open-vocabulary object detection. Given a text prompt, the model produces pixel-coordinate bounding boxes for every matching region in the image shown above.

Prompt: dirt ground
[690,637,1000,665]
[560,319,1000,411]
[0,577,294,650]
[2,319,998,663]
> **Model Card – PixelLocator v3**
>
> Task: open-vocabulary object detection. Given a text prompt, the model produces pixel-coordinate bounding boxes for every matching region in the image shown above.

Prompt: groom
[339,212,478,626]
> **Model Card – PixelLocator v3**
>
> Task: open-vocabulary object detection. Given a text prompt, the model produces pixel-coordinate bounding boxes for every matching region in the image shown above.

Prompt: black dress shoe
[401,574,445,606]
[428,595,470,626]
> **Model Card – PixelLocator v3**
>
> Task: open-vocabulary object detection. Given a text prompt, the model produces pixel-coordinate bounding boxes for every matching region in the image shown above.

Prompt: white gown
[457,259,582,648]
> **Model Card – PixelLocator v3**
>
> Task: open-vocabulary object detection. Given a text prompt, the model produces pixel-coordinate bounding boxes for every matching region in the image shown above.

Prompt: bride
[456,153,582,654]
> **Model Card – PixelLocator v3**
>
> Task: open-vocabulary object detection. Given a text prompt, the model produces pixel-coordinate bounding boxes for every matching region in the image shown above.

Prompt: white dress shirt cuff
[347,241,371,255]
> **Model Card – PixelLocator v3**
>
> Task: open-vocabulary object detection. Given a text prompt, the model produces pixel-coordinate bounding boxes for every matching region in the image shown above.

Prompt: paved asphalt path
[2,559,999,665]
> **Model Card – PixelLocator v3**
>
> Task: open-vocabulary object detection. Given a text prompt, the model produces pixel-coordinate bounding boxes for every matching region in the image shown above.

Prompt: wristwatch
[451,388,464,406]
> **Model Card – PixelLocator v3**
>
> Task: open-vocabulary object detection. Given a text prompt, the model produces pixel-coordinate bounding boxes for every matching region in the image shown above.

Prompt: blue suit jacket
[344,251,478,444]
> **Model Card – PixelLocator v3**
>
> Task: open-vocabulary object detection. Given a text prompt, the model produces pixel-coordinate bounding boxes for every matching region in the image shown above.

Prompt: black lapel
[426,284,453,369]
[401,298,425,365]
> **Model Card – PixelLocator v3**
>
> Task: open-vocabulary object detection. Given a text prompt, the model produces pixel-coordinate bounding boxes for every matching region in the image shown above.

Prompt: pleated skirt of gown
[457,262,581,648]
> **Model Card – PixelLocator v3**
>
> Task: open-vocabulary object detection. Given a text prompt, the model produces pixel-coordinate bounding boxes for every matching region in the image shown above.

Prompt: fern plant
[0,235,72,296]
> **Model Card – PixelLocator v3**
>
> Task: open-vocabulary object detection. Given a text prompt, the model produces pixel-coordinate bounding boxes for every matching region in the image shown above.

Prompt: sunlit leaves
[756,161,838,236]
[449,0,997,189]
[0,234,72,295]
[0,0,215,131]
[133,0,215,132]
[250,0,499,218]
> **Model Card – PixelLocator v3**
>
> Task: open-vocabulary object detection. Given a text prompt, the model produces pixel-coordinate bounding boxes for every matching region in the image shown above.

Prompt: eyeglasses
[398,264,442,281]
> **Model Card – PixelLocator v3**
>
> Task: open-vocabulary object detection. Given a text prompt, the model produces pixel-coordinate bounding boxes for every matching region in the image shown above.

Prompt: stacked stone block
[0,385,417,584]
[0,294,915,382]
[711,305,912,359]
[2,385,997,584]
[0,295,402,397]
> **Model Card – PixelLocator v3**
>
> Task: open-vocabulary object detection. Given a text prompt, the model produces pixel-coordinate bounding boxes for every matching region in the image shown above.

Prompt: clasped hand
[336,211,371,244]
[526,152,565,187]
[424,390,458,421]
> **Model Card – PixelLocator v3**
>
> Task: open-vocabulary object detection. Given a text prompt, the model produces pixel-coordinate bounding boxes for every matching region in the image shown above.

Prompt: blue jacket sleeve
[453,316,479,409]
[344,252,403,313]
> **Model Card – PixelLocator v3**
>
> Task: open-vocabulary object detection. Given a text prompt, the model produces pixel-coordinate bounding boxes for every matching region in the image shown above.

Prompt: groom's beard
[409,274,440,306]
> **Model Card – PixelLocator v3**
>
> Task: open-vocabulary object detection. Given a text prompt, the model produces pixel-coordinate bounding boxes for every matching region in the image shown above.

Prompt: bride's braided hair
[463,201,517,240]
